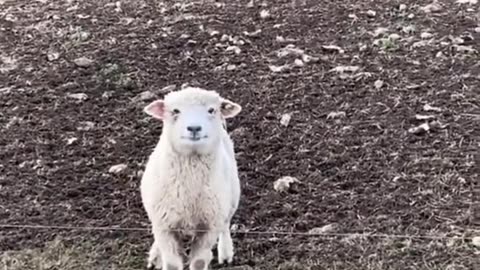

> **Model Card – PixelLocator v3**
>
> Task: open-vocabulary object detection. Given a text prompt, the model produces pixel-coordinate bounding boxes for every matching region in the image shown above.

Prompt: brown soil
[0,0,478,269]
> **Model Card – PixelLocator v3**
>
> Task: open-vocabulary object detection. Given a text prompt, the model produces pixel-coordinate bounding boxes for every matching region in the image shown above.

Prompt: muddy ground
[0,0,479,269]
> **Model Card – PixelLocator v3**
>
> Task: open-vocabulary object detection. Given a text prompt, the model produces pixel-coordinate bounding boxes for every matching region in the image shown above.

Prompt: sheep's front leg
[217,225,234,264]
[189,230,219,270]
[147,240,162,269]
[153,230,183,270]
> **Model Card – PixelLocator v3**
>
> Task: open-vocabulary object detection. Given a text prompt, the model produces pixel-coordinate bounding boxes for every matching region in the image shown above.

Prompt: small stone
[408,123,430,135]
[367,10,376,17]
[421,1,443,13]
[226,46,241,54]
[74,57,94,67]
[133,91,155,102]
[308,224,337,234]
[226,64,237,71]
[108,164,128,174]
[67,93,88,101]
[399,4,407,11]
[276,36,286,42]
[77,121,95,131]
[388,33,401,41]
[374,80,384,89]
[327,111,346,119]
[159,84,176,93]
[472,236,480,247]
[280,113,292,127]
[421,32,433,39]
[259,10,270,19]
[66,137,78,145]
[273,176,300,192]
[47,51,60,61]
[293,59,304,67]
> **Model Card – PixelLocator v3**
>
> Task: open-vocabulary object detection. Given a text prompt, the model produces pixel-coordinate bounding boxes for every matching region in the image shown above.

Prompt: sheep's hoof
[166,263,180,270]
[146,262,161,270]
[192,259,206,270]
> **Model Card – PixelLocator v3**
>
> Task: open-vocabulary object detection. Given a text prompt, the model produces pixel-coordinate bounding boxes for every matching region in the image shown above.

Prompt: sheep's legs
[153,231,183,270]
[217,225,234,264]
[147,241,162,269]
[189,231,219,270]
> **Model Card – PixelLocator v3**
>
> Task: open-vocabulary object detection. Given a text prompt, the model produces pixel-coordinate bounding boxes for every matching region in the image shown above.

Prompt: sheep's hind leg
[153,231,183,270]
[217,225,234,264]
[189,230,219,270]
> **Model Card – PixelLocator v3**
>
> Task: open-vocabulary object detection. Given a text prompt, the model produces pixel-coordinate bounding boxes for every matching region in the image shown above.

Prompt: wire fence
[0,224,475,241]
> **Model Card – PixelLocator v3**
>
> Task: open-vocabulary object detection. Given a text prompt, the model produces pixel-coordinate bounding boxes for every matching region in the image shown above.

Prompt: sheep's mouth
[182,136,208,142]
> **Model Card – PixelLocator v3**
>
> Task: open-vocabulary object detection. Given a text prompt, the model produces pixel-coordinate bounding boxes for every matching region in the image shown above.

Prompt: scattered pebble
[423,104,442,112]
[321,45,345,54]
[374,79,384,89]
[159,84,176,93]
[421,1,443,13]
[330,65,360,73]
[280,113,292,127]
[399,4,407,11]
[277,44,304,58]
[415,114,436,121]
[308,224,337,234]
[456,0,478,4]
[472,236,480,247]
[268,64,289,73]
[367,10,376,17]
[226,46,241,54]
[67,93,88,101]
[293,59,304,67]
[327,111,346,119]
[273,176,300,192]
[373,27,389,37]
[74,57,94,67]
[389,33,401,41]
[133,91,155,102]
[420,32,434,39]
[47,51,60,61]
[66,137,78,145]
[243,29,261,37]
[259,10,270,19]
[408,123,430,135]
[276,36,286,43]
[402,25,416,34]
[77,121,95,131]
[454,45,477,54]
[108,164,128,174]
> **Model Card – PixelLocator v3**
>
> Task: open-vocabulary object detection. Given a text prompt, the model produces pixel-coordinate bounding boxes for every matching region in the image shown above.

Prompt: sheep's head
[144,87,241,155]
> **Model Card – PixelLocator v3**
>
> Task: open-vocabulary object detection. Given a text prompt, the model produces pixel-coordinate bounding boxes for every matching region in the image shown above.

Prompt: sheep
[140,86,242,270]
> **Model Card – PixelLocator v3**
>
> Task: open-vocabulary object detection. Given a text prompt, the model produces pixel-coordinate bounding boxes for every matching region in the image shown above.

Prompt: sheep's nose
[187,125,202,134]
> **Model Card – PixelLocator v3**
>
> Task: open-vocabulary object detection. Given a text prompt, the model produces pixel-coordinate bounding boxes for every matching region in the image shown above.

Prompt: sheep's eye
[172,109,180,114]
[208,108,215,114]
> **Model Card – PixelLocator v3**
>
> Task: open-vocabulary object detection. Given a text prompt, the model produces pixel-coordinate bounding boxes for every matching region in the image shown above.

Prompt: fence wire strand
[0,224,475,241]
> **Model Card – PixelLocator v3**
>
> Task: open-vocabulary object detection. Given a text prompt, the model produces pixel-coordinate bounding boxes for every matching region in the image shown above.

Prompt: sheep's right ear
[144,100,165,120]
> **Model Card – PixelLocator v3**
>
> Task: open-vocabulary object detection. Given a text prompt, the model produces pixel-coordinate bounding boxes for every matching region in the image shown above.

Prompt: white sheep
[140,87,242,270]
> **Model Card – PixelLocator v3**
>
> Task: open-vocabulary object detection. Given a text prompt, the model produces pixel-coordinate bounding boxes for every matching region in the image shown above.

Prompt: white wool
[140,87,241,270]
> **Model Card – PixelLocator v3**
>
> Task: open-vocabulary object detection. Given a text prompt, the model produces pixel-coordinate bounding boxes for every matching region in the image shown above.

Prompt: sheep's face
[144,87,241,155]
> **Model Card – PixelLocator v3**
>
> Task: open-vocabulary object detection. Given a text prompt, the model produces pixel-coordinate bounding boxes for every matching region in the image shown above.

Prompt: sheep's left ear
[220,98,242,118]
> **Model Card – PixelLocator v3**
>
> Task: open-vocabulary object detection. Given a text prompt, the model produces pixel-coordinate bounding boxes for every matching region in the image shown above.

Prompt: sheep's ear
[144,100,165,120]
[220,98,241,118]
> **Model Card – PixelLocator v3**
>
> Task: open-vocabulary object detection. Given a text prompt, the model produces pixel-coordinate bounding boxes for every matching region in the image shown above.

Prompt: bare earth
[0,0,479,269]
